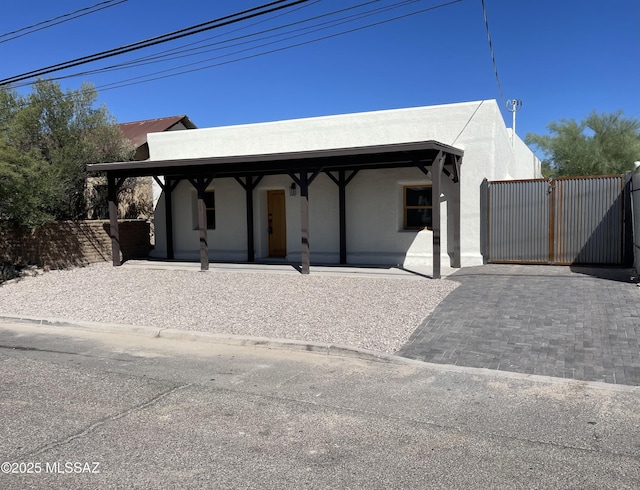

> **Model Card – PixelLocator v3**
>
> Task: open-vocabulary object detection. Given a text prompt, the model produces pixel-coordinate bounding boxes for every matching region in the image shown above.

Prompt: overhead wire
[4,0,467,100]
[121,0,324,65]
[97,0,379,71]
[46,0,331,80]
[8,0,423,89]
[480,0,505,103]
[46,0,418,82]
[0,0,309,86]
[0,0,127,44]
[93,0,465,93]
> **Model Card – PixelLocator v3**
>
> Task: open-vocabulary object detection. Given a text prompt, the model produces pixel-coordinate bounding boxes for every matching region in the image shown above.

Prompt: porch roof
[86,140,463,178]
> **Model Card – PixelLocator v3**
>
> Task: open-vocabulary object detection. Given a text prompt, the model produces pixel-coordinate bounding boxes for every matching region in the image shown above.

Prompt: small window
[404,186,432,230]
[204,190,215,230]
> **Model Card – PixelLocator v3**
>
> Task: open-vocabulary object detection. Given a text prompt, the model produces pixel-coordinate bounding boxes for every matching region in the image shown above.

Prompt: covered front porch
[87,140,463,278]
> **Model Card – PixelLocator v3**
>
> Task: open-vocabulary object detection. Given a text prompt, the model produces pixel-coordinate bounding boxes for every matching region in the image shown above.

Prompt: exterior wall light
[289,182,297,196]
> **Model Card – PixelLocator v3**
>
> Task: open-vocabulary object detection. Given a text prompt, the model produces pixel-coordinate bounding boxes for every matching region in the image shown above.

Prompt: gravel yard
[0,263,458,353]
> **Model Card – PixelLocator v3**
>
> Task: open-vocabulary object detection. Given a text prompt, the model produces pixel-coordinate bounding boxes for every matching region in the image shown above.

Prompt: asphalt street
[0,321,639,489]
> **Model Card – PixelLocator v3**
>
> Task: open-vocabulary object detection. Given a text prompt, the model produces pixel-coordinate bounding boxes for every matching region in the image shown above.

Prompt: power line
[93,0,466,93]
[45,0,416,83]
[0,0,309,86]
[0,0,127,44]
[7,0,466,103]
[122,0,324,65]
[48,0,332,80]
[96,0,382,72]
[480,0,505,103]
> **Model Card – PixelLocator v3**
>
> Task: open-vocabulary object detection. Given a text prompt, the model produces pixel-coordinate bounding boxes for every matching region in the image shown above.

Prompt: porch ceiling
[86,140,463,178]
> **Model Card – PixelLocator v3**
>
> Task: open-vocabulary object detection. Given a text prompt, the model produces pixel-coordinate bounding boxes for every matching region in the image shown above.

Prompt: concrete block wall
[0,220,150,269]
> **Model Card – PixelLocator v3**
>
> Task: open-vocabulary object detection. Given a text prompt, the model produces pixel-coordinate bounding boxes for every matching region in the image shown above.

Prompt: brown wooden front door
[267,190,286,257]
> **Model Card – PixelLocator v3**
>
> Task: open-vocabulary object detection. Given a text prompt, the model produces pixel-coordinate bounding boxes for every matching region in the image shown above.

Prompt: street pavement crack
[0,344,82,356]
[15,383,192,460]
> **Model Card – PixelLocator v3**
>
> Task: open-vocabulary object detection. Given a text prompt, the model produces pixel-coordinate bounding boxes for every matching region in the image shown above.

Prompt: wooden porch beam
[288,167,322,187]
[452,155,461,183]
[417,165,431,178]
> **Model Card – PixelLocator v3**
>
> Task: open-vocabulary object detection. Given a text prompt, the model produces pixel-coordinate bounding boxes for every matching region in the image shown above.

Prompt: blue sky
[1,0,639,149]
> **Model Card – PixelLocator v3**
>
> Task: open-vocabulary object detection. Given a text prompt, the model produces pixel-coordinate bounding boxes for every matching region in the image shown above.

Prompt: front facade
[88,100,541,275]
[148,100,540,267]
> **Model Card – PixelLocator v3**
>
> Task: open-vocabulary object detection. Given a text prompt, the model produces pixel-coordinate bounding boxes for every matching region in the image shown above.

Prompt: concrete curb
[0,314,423,366]
[1,314,638,393]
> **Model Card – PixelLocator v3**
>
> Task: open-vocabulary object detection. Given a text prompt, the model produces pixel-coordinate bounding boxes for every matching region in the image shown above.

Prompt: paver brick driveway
[397,264,640,386]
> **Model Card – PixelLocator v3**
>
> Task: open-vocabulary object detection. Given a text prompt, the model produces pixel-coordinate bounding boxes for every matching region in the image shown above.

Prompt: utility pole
[506,99,522,148]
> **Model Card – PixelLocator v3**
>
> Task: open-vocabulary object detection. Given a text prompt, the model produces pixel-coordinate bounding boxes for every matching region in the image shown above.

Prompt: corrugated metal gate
[481,175,632,265]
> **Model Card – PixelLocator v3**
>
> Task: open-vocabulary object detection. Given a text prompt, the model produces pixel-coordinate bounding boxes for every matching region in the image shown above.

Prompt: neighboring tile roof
[119,115,196,149]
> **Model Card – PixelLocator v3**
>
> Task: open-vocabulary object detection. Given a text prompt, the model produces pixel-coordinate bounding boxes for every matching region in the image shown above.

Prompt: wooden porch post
[234,175,263,263]
[164,179,173,260]
[246,176,255,262]
[338,170,347,265]
[165,179,175,260]
[452,156,462,268]
[300,170,310,274]
[153,176,179,260]
[325,170,359,265]
[432,152,444,279]
[196,176,209,271]
[107,173,121,266]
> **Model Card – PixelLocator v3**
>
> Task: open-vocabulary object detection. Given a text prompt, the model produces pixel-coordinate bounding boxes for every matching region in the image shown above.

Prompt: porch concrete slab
[122,260,459,279]
[397,264,640,386]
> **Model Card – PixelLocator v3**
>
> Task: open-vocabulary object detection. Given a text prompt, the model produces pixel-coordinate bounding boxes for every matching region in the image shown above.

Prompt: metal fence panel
[485,175,627,265]
[488,180,549,262]
[555,176,624,265]
[632,172,640,274]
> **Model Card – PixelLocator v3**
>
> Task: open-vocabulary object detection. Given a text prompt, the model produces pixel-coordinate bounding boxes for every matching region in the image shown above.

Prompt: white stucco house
[88,99,541,277]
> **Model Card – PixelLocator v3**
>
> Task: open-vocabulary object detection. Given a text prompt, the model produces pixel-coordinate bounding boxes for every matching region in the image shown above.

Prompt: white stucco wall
[151,121,196,209]
[153,169,454,265]
[149,100,540,266]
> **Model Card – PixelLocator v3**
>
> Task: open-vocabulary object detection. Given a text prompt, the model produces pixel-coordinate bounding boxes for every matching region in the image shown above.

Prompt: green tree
[526,111,640,178]
[0,80,133,224]
[0,138,55,228]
